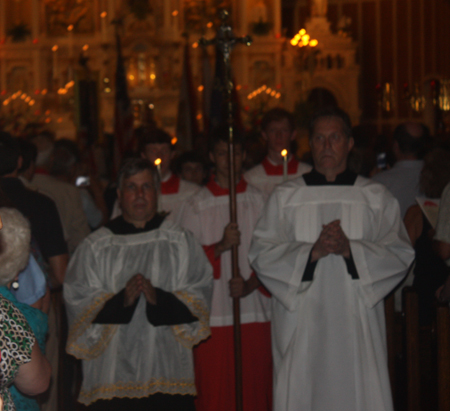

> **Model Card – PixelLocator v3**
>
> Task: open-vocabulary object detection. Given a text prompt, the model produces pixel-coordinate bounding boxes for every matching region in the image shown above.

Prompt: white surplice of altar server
[249,107,415,411]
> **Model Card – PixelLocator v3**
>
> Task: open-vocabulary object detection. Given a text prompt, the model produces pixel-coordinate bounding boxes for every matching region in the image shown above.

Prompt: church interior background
[1,0,450,164]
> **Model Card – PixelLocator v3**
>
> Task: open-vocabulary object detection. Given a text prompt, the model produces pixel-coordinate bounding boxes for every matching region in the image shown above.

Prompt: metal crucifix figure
[199,10,252,411]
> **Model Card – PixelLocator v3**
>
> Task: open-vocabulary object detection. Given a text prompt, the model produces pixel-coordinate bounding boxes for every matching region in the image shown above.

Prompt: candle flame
[154,158,162,166]
[281,149,288,157]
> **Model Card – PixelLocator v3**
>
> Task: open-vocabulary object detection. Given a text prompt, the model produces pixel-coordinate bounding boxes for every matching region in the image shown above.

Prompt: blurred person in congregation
[403,146,450,324]
[434,168,450,303]
[372,122,428,218]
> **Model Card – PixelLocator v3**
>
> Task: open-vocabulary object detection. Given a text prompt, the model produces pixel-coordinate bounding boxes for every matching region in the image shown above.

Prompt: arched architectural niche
[307,87,337,109]
[307,76,359,125]
[308,78,347,108]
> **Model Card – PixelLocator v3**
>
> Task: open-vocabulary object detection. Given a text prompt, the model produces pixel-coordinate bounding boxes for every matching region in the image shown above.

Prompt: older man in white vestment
[249,107,415,411]
[64,158,213,411]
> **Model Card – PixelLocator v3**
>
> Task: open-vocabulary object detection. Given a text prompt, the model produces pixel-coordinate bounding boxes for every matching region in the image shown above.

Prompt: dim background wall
[283,0,450,135]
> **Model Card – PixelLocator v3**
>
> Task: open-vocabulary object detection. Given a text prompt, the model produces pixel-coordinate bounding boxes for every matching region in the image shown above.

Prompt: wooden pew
[403,287,420,411]
[385,293,396,395]
[436,302,450,411]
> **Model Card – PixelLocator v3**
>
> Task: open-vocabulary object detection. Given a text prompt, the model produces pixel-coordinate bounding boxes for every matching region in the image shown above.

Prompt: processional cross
[199,10,252,411]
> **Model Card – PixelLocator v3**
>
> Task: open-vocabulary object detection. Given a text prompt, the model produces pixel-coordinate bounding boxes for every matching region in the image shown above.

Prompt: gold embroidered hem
[66,292,117,360]
[172,290,210,349]
[78,378,197,405]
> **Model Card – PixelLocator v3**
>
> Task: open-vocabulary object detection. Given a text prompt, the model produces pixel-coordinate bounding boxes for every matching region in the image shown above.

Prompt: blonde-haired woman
[0,208,51,410]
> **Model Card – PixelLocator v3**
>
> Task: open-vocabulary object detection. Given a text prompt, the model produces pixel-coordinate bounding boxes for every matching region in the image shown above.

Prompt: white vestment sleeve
[249,191,314,312]
[349,191,414,308]
[64,236,118,360]
[170,230,213,348]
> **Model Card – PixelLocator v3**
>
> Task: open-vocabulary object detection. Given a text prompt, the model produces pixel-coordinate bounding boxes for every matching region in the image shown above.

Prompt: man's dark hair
[393,123,428,155]
[18,139,37,173]
[50,146,77,177]
[261,108,296,132]
[308,106,352,139]
[0,132,20,176]
[54,139,81,162]
[208,127,245,154]
[137,127,174,154]
[117,158,158,189]
[175,151,207,175]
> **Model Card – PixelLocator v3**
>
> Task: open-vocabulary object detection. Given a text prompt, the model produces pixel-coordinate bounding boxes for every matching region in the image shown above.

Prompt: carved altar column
[0,0,5,92]
[31,0,39,39]
[0,0,5,40]
[107,0,117,22]
[239,0,248,35]
[163,0,172,37]
[273,0,281,35]
[0,58,6,93]
[311,0,328,18]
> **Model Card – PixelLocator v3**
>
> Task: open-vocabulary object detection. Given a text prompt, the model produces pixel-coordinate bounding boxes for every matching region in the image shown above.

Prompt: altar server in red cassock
[180,129,272,411]
[244,108,311,200]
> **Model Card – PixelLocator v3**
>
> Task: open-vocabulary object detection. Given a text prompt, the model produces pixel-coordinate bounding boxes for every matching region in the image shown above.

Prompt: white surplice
[179,178,270,326]
[248,175,415,411]
[244,156,312,201]
[64,219,212,405]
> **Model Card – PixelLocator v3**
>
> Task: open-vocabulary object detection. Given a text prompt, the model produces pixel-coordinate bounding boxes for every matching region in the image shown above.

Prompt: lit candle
[67,25,74,58]
[100,12,107,43]
[52,45,59,80]
[281,149,288,181]
[154,158,162,175]
[154,158,162,211]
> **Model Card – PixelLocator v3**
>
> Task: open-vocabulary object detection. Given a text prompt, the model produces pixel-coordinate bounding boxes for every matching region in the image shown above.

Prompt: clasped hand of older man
[124,273,157,307]
[311,219,351,262]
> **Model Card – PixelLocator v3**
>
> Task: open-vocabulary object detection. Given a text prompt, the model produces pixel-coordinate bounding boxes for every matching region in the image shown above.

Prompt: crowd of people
[0,105,448,411]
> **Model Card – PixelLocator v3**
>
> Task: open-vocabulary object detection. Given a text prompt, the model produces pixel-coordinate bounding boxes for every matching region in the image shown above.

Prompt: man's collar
[105,213,166,235]
[161,173,180,194]
[303,168,357,186]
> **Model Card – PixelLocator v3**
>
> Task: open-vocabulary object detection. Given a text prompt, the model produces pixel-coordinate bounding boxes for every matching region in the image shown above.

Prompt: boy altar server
[180,130,272,411]
[244,107,311,200]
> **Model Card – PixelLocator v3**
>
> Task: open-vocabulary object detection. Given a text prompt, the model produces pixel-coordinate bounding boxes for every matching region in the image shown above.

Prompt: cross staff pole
[200,10,251,411]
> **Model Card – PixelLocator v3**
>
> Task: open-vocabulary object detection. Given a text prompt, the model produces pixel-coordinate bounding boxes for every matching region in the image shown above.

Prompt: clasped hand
[215,223,241,257]
[311,219,350,262]
[124,273,157,307]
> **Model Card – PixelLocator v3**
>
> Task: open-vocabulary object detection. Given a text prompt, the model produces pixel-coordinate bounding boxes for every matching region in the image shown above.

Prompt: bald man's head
[393,122,428,157]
